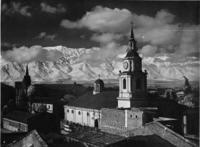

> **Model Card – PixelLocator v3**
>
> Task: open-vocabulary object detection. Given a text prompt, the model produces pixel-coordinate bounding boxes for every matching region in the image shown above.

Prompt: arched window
[136,79,141,89]
[123,79,126,89]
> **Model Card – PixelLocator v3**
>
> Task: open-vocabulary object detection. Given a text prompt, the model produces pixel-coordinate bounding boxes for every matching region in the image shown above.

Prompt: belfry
[117,23,148,108]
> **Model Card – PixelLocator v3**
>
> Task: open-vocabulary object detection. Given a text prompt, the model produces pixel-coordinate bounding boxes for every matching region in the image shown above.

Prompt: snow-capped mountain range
[1,46,199,84]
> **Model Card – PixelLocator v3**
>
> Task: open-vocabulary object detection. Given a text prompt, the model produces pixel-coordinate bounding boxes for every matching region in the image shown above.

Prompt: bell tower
[117,23,148,109]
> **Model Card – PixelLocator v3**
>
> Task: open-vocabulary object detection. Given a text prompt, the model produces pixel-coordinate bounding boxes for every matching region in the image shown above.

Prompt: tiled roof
[68,90,118,110]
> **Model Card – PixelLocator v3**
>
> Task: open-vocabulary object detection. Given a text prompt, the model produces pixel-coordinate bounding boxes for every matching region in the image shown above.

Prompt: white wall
[118,99,131,108]
[64,106,100,127]
[3,118,28,132]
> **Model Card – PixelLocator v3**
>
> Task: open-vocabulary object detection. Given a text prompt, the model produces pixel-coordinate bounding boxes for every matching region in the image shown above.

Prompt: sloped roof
[145,122,197,147]
[125,49,140,58]
[7,130,48,147]
[3,111,39,123]
[68,90,118,110]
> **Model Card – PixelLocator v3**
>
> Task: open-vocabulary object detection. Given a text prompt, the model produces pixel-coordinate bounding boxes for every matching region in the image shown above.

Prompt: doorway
[94,119,98,128]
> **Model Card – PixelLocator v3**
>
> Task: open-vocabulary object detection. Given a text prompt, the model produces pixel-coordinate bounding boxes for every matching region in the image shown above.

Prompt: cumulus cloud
[61,6,132,33]
[40,2,66,14]
[36,32,56,40]
[178,25,200,56]
[2,45,62,63]
[140,45,158,57]
[60,5,199,59]
[2,2,31,17]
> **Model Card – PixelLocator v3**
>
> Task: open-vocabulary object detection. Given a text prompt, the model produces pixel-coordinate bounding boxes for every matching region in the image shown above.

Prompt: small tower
[117,22,148,109]
[22,64,31,110]
[23,64,31,93]
[93,75,104,95]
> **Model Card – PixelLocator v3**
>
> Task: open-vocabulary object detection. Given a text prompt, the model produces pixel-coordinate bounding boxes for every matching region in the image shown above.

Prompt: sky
[1,0,200,64]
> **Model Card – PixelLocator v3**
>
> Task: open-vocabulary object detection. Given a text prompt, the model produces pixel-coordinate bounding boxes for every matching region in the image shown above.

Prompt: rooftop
[2,130,48,147]
[3,111,39,124]
[66,129,125,146]
[68,90,118,110]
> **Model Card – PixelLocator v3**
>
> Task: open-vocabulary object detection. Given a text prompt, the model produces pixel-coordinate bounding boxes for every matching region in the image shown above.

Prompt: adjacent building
[2,111,58,133]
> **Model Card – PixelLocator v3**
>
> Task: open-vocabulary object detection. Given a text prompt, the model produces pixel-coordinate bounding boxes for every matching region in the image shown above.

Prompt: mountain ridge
[1,46,199,84]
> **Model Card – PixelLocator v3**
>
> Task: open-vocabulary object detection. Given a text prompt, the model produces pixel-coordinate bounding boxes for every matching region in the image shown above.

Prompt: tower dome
[93,75,104,95]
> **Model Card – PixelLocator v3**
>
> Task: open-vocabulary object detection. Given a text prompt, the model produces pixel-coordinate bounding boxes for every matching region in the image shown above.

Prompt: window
[67,109,69,113]
[123,79,126,89]
[135,115,138,119]
[71,110,74,113]
[136,79,141,89]
[87,112,90,116]
[78,111,81,115]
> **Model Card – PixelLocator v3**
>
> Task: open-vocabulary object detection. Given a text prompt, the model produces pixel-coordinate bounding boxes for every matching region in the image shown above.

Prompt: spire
[126,21,138,58]
[25,64,29,76]
[130,21,134,39]
[23,64,31,89]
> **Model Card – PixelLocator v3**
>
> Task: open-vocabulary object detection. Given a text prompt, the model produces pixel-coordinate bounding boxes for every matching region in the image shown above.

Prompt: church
[62,24,155,134]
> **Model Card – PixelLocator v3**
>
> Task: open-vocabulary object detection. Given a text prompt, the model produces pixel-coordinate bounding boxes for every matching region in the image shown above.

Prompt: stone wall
[100,108,125,130]
[126,110,143,129]
[100,108,148,136]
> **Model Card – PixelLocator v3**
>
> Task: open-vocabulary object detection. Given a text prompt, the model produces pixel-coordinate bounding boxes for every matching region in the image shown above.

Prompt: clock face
[123,61,129,69]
